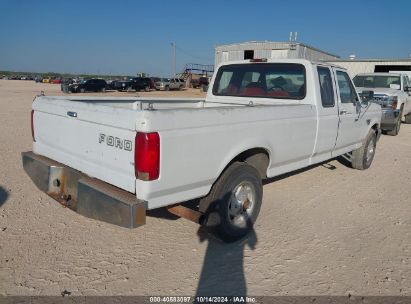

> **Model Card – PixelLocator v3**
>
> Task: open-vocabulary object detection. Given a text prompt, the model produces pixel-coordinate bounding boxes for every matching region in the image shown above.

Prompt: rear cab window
[212,63,306,100]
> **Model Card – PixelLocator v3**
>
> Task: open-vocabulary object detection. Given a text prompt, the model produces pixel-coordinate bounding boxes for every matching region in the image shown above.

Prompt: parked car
[23,59,382,242]
[130,77,151,92]
[354,72,411,136]
[155,78,185,91]
[51,78,62,84]
[35,76,43,83]
[67,78,107,93]
[116,77,151,92]
[42,77,51,83]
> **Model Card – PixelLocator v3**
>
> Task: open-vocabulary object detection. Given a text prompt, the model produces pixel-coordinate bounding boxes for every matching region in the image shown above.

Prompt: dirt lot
[0,79,410,297]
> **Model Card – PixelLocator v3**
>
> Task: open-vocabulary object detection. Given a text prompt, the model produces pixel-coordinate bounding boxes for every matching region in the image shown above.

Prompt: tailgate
[32,97,138,193]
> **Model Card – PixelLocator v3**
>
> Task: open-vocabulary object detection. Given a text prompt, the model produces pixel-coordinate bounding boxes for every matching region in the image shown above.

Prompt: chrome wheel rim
[366,137,375,163]
[228,182,255,227]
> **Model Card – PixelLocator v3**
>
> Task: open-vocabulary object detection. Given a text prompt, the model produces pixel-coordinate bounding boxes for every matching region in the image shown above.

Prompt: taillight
[31,110,35,142]
[135,132,160,181]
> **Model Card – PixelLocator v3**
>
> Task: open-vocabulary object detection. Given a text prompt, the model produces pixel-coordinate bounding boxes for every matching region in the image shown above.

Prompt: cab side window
[317,67,335,107]
[336,71,358,103]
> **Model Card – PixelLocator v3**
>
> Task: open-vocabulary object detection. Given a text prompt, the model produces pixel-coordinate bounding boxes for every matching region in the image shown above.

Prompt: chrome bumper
[381,108,401,131]
[21,151,146,228]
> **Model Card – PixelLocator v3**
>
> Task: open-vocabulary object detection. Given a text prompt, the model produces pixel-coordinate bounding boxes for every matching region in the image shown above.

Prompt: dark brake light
[135,132,160,181]
[31,110,35,142]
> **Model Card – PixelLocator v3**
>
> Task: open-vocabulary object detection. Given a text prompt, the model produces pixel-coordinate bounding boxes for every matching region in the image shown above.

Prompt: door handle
[340,110,348,115]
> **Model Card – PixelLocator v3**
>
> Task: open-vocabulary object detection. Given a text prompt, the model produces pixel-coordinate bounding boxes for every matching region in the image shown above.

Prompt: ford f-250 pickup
[354,72,411,136]
[22,59,382,242]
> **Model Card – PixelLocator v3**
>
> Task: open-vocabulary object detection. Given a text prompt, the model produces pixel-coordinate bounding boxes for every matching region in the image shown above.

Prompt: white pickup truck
[23,59,382,242]
[353,72,411,136]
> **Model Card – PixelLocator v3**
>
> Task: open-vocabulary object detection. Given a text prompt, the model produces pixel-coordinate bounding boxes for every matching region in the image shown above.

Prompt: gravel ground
[0,79,410,297]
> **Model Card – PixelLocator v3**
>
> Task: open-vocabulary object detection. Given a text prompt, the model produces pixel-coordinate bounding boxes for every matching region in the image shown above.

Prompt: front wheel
[351,130,377,170]
[199,162,262,242]
[404,113,411,124]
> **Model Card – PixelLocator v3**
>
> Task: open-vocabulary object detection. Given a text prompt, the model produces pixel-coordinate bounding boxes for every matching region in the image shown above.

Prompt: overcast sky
[0,0,410,76]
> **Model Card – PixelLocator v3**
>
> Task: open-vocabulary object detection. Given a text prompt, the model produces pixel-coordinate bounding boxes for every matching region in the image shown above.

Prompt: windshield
[353,75,401,89]
[212,63,306,99]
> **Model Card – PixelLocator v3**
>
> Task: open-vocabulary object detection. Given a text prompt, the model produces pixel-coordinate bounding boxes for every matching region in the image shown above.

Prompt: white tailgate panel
[33,111,136,193]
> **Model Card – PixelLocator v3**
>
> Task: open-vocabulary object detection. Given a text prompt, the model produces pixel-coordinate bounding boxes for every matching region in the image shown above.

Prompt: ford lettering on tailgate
[99,133,132,151]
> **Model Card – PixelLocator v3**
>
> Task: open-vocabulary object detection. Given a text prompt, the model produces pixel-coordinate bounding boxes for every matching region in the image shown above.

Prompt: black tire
[199,162,262,242]
[351,130,377,170]
[404,113,411,124]
[387,117,401,136]
[179,85,183,91]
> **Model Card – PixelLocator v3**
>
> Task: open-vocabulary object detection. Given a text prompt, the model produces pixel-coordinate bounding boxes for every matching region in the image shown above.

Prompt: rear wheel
[351,130,377,170]
[199,162,262,242]
[405,113,411,124]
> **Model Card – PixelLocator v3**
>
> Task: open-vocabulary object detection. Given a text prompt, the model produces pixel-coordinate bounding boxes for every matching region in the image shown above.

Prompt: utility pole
[171,42,176,77]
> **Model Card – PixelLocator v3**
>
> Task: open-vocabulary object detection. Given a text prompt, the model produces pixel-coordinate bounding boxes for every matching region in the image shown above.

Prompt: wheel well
[226,148,269,179]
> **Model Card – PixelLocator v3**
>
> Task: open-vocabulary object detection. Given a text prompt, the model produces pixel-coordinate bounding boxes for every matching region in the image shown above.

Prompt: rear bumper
[381,108,401,131]
[22,151,146,228]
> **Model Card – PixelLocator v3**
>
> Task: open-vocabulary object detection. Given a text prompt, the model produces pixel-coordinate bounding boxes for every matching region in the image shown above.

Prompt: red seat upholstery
[227,84,238,95]
[266,89,289,98]
[243,87,266,96]
[241,82,266,97]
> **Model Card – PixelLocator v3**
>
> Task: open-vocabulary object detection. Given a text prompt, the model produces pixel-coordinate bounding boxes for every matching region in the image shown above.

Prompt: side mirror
[359,90,374,103]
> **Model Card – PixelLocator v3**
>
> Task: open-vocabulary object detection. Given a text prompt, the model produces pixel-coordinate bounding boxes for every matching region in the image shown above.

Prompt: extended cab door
[333,69,363,154]
[313,65,339,159]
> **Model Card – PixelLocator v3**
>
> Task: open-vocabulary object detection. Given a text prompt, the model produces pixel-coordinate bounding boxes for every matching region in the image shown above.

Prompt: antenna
[289,32,293,42]
[294,32,298,42]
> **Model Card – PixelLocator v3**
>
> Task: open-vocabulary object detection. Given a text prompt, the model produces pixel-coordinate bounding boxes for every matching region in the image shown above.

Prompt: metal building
[328,59,411,78]
[214,40,411,79]
[214,41,340,67]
